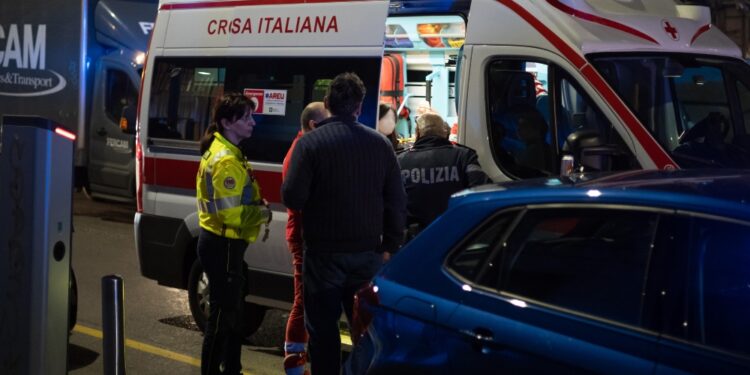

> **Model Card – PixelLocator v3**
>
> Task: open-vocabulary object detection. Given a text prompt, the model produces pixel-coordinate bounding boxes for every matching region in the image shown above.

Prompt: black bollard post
[102,275,126,375]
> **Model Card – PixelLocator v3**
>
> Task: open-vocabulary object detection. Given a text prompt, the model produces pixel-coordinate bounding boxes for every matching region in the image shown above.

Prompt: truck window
[146,57,381,163]
[106,70,138,123]
[486,59,636,178]
[589,54,750,168]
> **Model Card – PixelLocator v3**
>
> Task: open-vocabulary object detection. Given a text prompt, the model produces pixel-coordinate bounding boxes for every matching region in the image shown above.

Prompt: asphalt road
[68,192,290,374]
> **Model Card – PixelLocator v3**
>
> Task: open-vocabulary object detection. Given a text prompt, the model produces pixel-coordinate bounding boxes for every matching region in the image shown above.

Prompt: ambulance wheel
[187,259,267,338]
[69,268,78,332]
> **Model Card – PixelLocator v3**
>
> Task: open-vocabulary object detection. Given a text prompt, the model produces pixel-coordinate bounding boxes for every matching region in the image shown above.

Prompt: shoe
[283,352,309,375]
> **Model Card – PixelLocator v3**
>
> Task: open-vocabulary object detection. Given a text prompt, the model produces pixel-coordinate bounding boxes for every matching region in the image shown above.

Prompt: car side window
[690,217,750,356]
[737,80,750,139]
[446,210,520,282]
[496,207,658,326]
[105,69,138,123]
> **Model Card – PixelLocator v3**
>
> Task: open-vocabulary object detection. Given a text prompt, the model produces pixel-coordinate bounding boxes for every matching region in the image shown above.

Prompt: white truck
[134,0,750,335]
[0,0,156,202]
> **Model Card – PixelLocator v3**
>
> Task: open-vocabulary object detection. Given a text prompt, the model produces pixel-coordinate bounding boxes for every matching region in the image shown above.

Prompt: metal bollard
[102,275,126,375]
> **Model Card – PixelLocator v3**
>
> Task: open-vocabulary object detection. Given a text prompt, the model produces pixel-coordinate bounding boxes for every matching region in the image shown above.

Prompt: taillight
[135,136,143,213]
[135,30,150,213]
[351,282,380,346]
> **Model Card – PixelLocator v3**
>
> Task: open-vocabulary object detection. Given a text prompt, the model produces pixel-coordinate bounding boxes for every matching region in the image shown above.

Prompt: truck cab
[0,0,156,202]
[134,0,750,335]
[87,0,155,201]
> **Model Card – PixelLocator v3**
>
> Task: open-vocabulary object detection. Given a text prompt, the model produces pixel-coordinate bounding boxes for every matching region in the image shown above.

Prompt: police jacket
[197,133,268,243]
[397,135,489,228]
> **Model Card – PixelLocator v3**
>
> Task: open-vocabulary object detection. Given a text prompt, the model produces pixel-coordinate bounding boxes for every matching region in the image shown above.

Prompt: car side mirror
[119,105,136,135]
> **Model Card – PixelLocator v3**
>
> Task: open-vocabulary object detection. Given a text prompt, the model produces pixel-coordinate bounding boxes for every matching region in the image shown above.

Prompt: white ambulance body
[134,0,750,334]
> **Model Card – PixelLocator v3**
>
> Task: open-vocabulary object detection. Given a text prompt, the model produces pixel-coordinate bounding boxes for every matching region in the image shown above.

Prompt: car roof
[454,169,750,221]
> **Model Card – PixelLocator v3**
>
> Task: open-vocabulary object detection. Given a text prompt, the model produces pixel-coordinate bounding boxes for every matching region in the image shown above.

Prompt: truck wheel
[187,259,267,338]
[69,268,78,332]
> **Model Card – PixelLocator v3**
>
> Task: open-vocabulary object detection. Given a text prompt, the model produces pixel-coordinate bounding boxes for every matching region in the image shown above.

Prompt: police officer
[398,113,489,236]
[196,93,271,375]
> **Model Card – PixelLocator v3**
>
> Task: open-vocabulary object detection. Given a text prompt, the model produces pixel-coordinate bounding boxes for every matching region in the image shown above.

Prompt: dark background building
[700,0,750,57]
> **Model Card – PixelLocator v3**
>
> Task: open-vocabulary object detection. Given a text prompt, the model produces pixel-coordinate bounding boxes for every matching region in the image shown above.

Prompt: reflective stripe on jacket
[197,132,265,243]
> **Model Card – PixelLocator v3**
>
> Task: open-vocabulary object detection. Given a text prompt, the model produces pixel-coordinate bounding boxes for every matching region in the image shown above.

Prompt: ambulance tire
[187,259,267,338]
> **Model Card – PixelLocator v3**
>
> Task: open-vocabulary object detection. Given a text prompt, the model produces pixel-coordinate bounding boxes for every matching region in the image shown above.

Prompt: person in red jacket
[282,101,328,375]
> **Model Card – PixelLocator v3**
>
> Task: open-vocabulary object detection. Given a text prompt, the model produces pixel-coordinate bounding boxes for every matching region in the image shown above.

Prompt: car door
[443,205,664,374]
[88,57,138,199]
[655,216,750,374]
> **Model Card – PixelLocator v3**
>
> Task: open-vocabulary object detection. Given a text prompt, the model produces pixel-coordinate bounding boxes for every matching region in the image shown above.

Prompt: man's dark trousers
[303,250,382,374]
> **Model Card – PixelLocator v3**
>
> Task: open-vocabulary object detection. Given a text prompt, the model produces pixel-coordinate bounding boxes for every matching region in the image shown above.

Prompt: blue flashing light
[388,0,471,15]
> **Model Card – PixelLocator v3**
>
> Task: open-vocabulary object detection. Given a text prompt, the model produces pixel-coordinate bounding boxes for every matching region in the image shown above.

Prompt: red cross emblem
[662,20,679,41]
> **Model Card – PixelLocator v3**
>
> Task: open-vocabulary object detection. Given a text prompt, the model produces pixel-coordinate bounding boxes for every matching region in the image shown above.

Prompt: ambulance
[133,0,750,335]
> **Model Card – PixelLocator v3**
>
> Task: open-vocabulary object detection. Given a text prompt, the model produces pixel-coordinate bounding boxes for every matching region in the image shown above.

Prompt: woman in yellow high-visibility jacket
[196,93,270,375]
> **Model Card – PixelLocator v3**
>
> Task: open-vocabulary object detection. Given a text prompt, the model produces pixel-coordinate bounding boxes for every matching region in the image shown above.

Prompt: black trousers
[197,229,247,375]
[303,250,382,375]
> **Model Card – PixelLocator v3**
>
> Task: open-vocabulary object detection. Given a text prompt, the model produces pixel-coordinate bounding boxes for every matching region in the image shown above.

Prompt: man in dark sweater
[281,72,406,374]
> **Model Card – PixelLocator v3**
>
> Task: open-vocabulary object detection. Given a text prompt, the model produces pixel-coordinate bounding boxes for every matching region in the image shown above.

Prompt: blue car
[347,170,750,374]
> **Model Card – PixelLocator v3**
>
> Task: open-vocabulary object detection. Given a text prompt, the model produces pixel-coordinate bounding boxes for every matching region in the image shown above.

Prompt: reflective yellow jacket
[197,133,267,243]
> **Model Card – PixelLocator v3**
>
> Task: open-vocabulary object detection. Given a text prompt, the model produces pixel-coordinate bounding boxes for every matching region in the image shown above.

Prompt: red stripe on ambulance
[143,157,283,203]
[690,24,712,45]
[497,0,676,169]
[546,0,659,45]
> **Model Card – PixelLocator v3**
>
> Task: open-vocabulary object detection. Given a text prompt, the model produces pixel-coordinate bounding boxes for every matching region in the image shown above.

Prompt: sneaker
[283,352,309,375]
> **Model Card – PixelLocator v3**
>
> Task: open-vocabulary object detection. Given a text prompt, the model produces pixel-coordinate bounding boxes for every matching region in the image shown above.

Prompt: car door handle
[97,127,107,136]
[460,327,505,353]
[460,328,494,342]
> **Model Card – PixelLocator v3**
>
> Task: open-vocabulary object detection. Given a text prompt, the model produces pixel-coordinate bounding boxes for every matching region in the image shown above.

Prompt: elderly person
[398,113,489,235]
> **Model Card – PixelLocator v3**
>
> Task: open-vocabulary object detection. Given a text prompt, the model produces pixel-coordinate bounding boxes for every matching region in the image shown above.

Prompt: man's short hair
[416,113,449,138]
[300,102,327,132]
[326,72,366,117]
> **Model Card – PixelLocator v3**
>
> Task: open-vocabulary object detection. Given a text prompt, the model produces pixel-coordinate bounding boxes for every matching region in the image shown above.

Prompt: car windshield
[589,54,750,168]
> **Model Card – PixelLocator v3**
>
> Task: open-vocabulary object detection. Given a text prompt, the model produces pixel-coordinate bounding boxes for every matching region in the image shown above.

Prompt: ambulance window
[146,57,381,163]
[105,69,138,123]
[486,60,554,179]
[590,55,750,168]
[147,63,223,142]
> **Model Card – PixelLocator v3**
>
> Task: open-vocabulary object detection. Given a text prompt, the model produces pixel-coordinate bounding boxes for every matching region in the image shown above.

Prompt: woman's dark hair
[378,103,395,121]
[326,72,366,117]
[199,93,255,154]
[378,103,401,151]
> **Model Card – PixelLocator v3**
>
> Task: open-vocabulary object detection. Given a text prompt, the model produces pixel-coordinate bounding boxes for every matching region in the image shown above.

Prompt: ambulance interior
[379,15,465,144]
